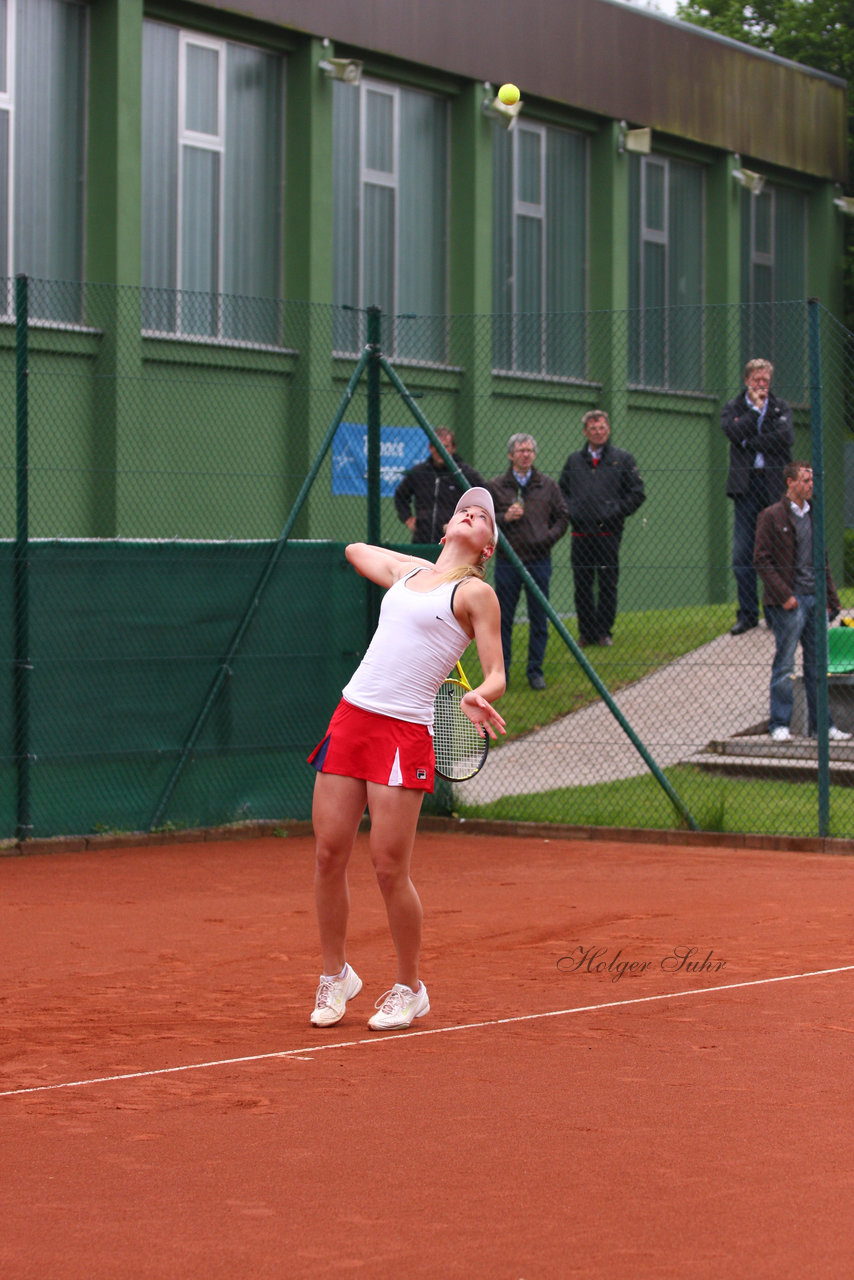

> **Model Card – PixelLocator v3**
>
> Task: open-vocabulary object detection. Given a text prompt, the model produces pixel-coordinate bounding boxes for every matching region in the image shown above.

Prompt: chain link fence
[3,280,854,842]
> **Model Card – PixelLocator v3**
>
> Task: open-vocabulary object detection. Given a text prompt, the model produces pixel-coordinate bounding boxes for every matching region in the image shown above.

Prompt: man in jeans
[489,434,569,690]
[753,461,851,743]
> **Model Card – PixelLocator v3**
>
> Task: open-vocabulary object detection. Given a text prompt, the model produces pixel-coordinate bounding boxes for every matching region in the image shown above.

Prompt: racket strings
[434,679,488,781]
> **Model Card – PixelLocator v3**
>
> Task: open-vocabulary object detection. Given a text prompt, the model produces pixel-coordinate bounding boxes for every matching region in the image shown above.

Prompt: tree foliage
[675,2,851,75]
[675,1,854,326]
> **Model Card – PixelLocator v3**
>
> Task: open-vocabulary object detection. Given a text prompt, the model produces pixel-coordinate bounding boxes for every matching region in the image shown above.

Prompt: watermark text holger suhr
[558,945,727,983]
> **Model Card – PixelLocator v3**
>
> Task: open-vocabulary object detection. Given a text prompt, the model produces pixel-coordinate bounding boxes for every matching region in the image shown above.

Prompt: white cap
[452,487,497,540]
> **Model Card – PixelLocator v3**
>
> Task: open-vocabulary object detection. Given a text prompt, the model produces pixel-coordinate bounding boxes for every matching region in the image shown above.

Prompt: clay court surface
[2,828,853,1279]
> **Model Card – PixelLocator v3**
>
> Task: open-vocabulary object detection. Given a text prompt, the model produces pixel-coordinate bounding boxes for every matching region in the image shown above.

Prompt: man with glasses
[489,434,569,690]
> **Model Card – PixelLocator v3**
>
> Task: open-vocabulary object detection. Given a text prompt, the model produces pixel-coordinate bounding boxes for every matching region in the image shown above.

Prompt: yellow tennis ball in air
[498,83,520,106]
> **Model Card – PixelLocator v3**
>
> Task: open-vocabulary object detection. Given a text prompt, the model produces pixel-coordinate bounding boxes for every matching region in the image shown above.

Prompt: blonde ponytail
[433,562,486,584]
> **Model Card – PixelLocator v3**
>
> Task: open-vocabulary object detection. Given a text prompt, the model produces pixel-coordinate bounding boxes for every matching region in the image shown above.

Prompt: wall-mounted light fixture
[318,55,363,84]
[834,195,854,215]
[617,121,652,155]
[732,157,766,196]
[481,83,522,131]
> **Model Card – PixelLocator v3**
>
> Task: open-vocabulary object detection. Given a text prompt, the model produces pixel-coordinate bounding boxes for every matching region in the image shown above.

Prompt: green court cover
[828,626,854,673]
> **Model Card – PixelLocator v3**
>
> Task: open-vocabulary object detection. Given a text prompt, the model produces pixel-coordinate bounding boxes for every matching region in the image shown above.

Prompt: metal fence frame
[5,279,854,842]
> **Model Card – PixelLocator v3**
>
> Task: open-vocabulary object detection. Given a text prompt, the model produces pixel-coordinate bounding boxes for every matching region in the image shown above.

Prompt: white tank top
[342,569,470,726]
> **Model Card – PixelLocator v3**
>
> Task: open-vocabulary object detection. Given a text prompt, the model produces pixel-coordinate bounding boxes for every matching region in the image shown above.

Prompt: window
[741,184,807,402]
[142,21,284,345]
[332,77,449,362]
[492,121,587,377]
[0,0,87,320]
[628,154,704,390]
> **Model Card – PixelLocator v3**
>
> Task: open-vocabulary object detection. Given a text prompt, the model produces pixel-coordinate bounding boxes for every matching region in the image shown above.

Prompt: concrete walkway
[462,624,778,803]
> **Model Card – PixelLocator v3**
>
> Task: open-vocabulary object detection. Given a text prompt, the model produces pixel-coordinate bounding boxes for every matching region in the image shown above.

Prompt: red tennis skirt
[308,698,435,791]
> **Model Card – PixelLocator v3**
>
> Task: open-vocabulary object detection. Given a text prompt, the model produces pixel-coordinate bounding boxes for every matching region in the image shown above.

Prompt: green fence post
[808,298,830,837]
[366,306,382,543]
[380,353,698,832]
[365,305,383,637]
[14,274,32,842]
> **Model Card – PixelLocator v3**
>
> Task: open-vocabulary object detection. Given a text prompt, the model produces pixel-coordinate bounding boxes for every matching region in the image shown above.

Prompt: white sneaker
[368,982,430,1031]
[769,726,791,741]
[310,964,362,1026]
[828,726,852,741]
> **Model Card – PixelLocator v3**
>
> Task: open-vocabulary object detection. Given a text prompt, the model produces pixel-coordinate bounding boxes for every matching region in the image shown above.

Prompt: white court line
[2,964,852,1100]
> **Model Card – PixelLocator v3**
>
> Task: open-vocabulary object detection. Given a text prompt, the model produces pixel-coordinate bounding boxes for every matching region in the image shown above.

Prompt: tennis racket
[433,662,489,782]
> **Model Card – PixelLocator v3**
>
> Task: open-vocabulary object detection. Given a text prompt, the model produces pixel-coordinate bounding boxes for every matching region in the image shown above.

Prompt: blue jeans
[494,556,552,680]
[767,596,820,734]
[732,470,775,624]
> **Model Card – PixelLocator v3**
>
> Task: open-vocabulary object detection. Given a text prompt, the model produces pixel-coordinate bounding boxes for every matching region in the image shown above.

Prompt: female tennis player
[307,487,506,1031]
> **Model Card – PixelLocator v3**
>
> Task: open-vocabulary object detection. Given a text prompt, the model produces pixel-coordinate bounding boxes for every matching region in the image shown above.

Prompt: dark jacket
[753,497,839,611]
[558,442,645,536]
[721,390,794,500]
[394,454,486,543]
[489,467,569,562]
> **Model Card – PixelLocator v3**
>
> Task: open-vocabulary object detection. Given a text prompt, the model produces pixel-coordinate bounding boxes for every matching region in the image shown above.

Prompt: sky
[619,0,682,17]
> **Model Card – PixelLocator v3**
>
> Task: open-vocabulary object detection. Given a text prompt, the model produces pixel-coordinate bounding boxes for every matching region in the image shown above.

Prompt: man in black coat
[558,411,645,647]
[721,358,794,635]
[394,428,486,544]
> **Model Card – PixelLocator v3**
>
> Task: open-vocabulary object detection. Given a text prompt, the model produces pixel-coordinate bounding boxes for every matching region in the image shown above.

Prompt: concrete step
[687,736,854,784]
[703,736,854,760]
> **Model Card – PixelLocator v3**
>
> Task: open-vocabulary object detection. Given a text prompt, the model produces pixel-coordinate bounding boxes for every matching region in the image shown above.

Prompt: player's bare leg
[366,782,425,991]
[312,772,367,975]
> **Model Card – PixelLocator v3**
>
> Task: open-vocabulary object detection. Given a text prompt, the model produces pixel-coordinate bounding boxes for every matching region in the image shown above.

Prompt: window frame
[493,117,589,381]
[142,19,286,349]
[511,121,546,373]
[360,79,399,325]
[332,74,450,363]
[746,186,775,302]
[0,0,88,324]
[0,0,14,296]
[741,182,808,404]
[639,154,669,314]
[175,30,226,338]
[630,151,705,392]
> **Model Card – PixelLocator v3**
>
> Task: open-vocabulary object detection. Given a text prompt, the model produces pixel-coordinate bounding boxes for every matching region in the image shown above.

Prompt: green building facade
[1,0,850,576]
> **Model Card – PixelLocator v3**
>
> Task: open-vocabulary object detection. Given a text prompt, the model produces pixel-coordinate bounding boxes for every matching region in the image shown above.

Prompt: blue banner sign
[332,423,427,497]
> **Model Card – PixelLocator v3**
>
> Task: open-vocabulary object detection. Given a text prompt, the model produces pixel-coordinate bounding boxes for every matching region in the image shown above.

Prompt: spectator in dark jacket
[722,358,794,635]
[489,434,569,690]
[753,460,850,743]
[394,428,486,544]
[558,411,645,647]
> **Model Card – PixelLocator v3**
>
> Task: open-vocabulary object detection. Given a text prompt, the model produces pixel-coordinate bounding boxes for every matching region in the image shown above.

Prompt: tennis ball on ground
[498,83,520,106]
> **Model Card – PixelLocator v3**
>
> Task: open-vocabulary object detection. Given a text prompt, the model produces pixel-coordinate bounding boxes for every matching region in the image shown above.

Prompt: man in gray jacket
[489,434,569,690]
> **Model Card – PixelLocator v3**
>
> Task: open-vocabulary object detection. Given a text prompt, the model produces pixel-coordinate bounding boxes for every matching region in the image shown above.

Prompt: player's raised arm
[345,542,434,588]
